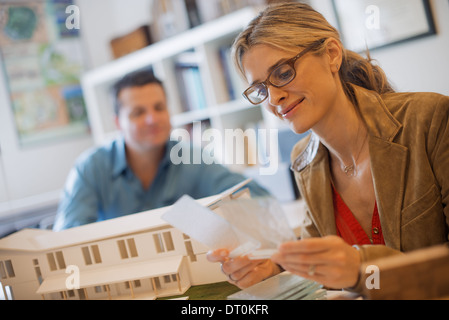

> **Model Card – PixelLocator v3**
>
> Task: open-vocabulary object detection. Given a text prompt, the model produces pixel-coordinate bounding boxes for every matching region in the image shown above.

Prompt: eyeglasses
[243,38,326,105]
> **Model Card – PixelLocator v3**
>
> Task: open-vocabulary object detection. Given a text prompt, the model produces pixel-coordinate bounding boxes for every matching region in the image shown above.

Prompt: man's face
[116,83,171,152]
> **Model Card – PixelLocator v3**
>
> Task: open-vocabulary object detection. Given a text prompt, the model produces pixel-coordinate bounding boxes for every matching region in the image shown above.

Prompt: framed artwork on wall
[0,0,90,148]
[332,0,436,52]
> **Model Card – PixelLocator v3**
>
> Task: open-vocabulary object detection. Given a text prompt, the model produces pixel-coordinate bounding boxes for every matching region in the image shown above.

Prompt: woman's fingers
[206,248,230,263]
[217,254,281,289]
[234,260,276,288]
[271,236,361,289]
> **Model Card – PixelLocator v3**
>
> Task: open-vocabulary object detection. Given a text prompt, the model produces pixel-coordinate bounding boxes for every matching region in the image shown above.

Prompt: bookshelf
[81,7,272,143]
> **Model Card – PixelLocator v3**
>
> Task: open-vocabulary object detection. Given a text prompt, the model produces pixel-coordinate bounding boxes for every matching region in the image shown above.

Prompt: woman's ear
[325,38,343,73]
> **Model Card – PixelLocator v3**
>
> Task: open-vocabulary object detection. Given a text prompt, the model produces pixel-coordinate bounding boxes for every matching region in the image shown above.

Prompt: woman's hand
[206,249,282,289]
[271,235,361,289]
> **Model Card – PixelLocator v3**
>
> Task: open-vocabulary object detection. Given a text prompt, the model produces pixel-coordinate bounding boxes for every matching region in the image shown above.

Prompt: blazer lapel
[369,137,408,250]
[353,84,408,250]
[296,142,337,237]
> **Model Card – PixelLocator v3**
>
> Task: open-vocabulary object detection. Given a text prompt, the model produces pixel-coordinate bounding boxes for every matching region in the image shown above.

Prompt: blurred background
[0,0,448,237]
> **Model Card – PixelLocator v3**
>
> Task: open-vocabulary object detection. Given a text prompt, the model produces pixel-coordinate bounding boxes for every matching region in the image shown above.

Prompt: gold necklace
[342,129,369,177]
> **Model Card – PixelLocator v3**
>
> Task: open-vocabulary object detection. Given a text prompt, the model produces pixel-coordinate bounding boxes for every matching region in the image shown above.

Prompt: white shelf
[171,99,257,127]
[83,7,258,84]
[171,108,212,127]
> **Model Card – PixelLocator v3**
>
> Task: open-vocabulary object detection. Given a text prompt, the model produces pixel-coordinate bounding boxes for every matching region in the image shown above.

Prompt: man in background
[53,70,268,230]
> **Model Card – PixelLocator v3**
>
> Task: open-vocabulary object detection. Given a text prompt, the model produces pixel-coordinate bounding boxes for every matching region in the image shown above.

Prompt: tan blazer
[290,85,449,267]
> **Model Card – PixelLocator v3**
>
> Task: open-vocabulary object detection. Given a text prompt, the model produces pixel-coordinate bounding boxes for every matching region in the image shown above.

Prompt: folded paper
[162,194,296,259]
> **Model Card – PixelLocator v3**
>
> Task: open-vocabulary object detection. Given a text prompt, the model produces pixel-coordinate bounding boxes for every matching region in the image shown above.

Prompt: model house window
[152,231,175,253]
[163,274,177,283]
[152,277,161,290]
[183,234,197,262]
[95,285,110,293]
[81,245,102,265]
[0,282,5,300]
[60,290,76,299]
[0,283,14,300]
[125,280,141,289]
[77,288,87,300]
[47,251,66,271]
[0,260,15,279]
[33,259,43,284]
[117,238,138,259]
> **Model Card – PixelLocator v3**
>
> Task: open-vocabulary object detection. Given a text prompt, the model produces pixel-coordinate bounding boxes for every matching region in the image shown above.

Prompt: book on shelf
[110,25,153,59]
[219,45,247,101]
[183,118,212,149]
[175,52,208,112]
[184,0,203,28]
[195,0,223,23]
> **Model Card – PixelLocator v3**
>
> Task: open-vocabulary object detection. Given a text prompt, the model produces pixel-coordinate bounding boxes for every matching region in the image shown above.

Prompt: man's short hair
[113,69,164,115]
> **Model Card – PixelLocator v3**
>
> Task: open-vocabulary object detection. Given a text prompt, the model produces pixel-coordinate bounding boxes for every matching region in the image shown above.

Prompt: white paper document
[161,195,296,259]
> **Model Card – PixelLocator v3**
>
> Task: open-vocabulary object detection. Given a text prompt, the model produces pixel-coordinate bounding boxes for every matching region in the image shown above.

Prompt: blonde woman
[207,2,449,293]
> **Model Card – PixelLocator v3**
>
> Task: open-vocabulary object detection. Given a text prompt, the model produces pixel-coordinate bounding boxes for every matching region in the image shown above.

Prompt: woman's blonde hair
[232,3,395,104]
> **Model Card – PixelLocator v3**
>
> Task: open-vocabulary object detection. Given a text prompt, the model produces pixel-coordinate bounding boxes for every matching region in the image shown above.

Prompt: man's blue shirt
[53,137,269,230]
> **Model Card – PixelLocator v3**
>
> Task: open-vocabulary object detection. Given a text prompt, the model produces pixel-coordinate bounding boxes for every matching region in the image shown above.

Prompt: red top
[333,186,385,246]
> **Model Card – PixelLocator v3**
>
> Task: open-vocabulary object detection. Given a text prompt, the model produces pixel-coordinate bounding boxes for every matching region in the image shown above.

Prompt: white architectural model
[0,182,253,300]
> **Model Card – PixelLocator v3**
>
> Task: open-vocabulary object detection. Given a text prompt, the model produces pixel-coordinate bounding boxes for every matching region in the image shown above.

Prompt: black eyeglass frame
[242,38,327,105]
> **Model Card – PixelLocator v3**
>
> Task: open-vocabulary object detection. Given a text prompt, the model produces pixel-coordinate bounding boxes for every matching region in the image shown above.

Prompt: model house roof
[36,255,185,295]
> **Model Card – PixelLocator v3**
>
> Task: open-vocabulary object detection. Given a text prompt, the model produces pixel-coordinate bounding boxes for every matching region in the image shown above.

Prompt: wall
[76,0,154,68]
[312,0,449,96]
[366,0,449,96]
[0,68,93,236]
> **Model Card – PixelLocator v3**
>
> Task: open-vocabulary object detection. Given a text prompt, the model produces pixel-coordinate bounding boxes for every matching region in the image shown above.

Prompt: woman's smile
[280,97,305,119]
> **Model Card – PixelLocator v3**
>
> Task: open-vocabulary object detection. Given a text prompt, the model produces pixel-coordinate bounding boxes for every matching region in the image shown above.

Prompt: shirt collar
[111,136,173,178]
[112,135,128,178]
[350,84,402,142]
